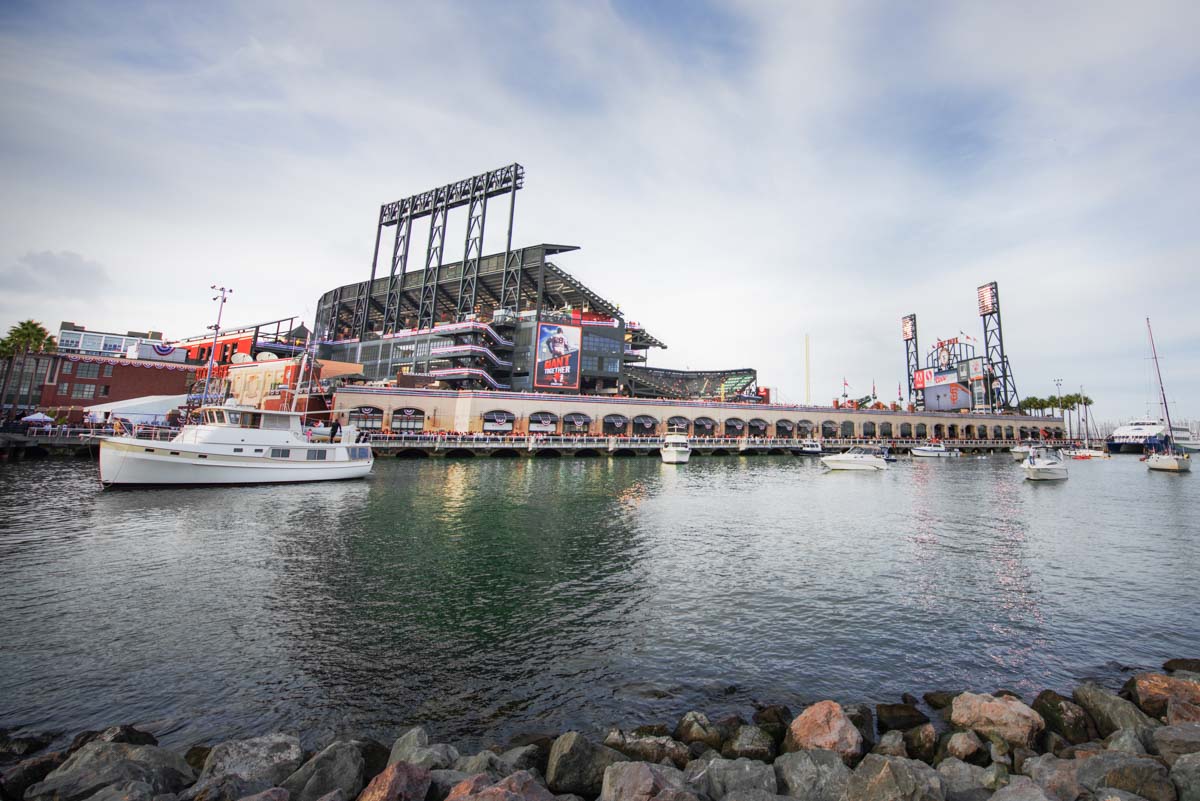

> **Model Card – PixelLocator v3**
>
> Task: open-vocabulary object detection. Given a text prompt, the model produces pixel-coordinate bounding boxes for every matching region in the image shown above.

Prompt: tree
[0,320,57,417]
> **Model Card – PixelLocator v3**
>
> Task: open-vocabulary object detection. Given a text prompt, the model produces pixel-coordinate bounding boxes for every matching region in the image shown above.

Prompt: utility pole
[1053,377,1064,434]
[201,286,232,405]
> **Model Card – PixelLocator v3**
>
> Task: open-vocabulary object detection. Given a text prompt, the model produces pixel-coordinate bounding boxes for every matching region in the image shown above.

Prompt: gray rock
[875,731,908,758]
[424,770,467,801]
[330,738,387,783]
[545,732,628,797]
[1,732,55,763]
[88,781,157,801]
[184,734,302,801]
[70,728,159,755]
[552,796,587,801]
[500,745,543,773]
[925,693,961,712]
[674,713,723,751]
[945,731,986,766]
[879,705,932,734]
[1152,724,1200,767]
[387,729,458,773]
[180,775,255,801]
[991,777,1053,801]
[937,758,989,801]
[1165,661,1200,675]
[721,726,777,763]
[280,742,364,801]
[26,743,196,801]
[236,790,288,801]
[1075,751,1176,801]
[684,757,775,799]
[983,763,1010,791]
[905,724,938,765]
[773,749,849,801]
[1033,691,1097,745]
[717,791,790,800]
[846,704,877,750]
[0,750,68,801]
[1074,683,1161,739]
[646,791,700,801]
[1094,789,1151,801]
[844,754,945,801]
[451,751,507,781]
[1172,752,1200,801]
[603,730,690,769]
[1108,730,1150,755]
[598,761,685,801]
[752,706,794,747]
[1020,754,1083,801]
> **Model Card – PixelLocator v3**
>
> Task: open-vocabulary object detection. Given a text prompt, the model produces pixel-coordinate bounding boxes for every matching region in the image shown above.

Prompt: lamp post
[1053,376,1064,436]
[201,286,232,405]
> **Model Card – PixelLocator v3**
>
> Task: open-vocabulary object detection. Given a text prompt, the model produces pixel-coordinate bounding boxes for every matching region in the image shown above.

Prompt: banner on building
[533,322,581,390]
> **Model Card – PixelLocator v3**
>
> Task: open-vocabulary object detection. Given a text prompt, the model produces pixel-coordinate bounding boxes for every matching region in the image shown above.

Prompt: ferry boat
[660,432,691,464]
[1106,420,1197,454]
[911,441,960,458]
[821,446,889,471]
[98,405,373,487]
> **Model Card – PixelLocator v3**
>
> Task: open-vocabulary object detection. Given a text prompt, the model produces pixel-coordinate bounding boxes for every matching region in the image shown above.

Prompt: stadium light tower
[978,282,1019,408]
[902,314,921,409]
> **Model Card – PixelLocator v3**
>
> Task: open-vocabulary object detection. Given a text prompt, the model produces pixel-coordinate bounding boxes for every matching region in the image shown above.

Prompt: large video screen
[924,381,973,411]
[533,322,582,390]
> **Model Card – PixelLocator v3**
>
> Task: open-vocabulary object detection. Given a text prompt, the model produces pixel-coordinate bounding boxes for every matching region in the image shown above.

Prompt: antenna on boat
[201,285,232,407]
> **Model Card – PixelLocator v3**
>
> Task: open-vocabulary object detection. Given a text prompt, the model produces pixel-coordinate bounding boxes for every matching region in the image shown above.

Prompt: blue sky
[1,1,1198,425]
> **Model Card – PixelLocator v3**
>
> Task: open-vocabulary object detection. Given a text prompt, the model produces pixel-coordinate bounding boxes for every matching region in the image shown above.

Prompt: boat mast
[201,285,232,407]
[290,331,313,414]
[1146,318,1175,452]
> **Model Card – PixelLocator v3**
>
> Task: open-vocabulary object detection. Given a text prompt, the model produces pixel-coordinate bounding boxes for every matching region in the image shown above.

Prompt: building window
[62,362,72,374]
[71,384,97,400]
[581,355,599,371]
[76,363,100,379]
[100,385,110,397]
[58,382,68,395]
[103,365,113,377]
[602,357,621,373]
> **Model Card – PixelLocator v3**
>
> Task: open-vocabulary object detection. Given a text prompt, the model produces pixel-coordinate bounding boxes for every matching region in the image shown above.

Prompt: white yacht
[1143,318,1192,474]
[821,446,889,471]
[911,442,960,458]
[98,405,373,487]
[660,432,691,464]
[798,438,823,455]
[1022,446,1068,481]
[1011,444,1032,462]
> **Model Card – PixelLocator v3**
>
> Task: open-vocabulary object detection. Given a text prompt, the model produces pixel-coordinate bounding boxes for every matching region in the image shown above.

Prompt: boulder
[843,755,945,801]
[180,774,256,801]
[88,780,158,801]
[1033,691,1098,745]
[945,732,985,766]
[545,733,627,797]
[647,792,699,801]
[879,705,931,734]
[782,702,863,765]
[387,730,458,773]
[1074,683,1161,738]
[186,734,303,800]
[752,706,793,747]
[936,758,989,801]
[634,725,672,738]
[1106,730,1149,755]
[451,753,507,782]
[425,770,468,801]
[1075,752,1176,801]
[1152,725,1200,767]
[0,750,68,801]
[603,730,689,769]
[1172,753,1200,801]
[186,748,213,775]
[498,746,542,775]
[1124,675,1200,720]
[1041,732,1070,758]
[280,742,364,801]
[773,749,849,801]
[991,777,1054,801]
[983,763,1010,791]
[598,762,685,801]
[70,728,160,754]
[673,713,723,751]
[0,732,54,764]
[845,705,877,750]
[236,790,289,801]
[720,727,776,763]
[711,792,787,801]
[951,692,1045,749]
[25,743,195,801]
[1020,754,1084,801]
[683,757,776,799]
[904,725,938,765]
[1093,790,1151,801]
[1166,661,1200,675]
[874,732,908,758]
[329,739,387,785]
[1168,701,1200,726]
[456,770,553,801]
[355,762,430,801]
[925,693,960,712]
[444,774,492,800]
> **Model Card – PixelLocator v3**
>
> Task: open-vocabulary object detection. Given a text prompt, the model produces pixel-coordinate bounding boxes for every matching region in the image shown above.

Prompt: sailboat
[1144,318,1191,473]
[1062,386,1109,459]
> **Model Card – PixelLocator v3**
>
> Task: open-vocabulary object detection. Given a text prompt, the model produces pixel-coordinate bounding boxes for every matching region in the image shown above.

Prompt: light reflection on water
[0,454,1196,751]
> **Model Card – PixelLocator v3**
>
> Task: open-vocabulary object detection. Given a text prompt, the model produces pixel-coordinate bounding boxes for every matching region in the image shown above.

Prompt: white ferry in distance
[1106,419,1198,454]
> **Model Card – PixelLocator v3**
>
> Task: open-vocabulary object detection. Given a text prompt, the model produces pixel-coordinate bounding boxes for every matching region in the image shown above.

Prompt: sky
[2,0,1198,425]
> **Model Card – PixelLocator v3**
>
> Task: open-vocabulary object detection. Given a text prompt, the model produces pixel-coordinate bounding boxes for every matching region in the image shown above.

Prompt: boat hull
[99,438,372,487]
[820,455,887,471]
[1146,454,1191,473]
[912,447,957,458]
[1023,464,1068,481]
[660,449,691,464]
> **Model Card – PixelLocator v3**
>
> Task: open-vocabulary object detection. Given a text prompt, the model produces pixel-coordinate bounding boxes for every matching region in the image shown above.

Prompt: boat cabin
[197,406,301,433]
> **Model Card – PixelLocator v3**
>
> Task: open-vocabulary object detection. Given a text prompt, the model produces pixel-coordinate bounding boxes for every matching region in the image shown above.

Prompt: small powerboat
[821,446,889,471]
[912,441,960,458]
[660,432,692,464]
[799,438,823,455]
[1011,444,1032,462]
[1022,446,1068,481]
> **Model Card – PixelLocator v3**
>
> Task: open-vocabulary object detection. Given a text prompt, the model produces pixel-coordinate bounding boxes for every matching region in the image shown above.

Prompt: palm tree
[0,320,57,417]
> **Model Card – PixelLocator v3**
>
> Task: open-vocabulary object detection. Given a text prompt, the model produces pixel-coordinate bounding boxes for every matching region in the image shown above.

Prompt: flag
[872,379,876,398]
[898,382,903,401]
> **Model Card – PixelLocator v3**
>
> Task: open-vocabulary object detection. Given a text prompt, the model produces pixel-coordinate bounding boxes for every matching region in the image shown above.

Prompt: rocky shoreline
[3,660,1199,801]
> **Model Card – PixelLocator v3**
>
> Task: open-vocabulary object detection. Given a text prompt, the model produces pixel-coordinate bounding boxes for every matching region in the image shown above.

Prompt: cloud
[0,251,110,293]
[0,1,1198,423]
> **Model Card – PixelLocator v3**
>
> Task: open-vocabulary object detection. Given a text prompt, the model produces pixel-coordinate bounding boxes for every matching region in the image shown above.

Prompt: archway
[747,418,768,438]
[528,411,559,434]
[993,426,1003,439]
[821,420,838,438]
[724,418,746,437]
[899,422,912,438]
[1005,426,1014,440]
[632,415,658,436]
[915,423,927,438]
[443,448,475,458]
[797,420,814,437]
[948,424,959,439]
[776,420,795,438]
[667,415,691,434]
[391,407,425,433]
[933,424,945,439]
[563,412,591,435]
[482,410,515,433]
[603,414,629,435]
[693,417,717,437]
[840,420,855,438]
[862,422,877,438]
[880,422,893,438]
[349,406,384,431]
[964,424,976,439]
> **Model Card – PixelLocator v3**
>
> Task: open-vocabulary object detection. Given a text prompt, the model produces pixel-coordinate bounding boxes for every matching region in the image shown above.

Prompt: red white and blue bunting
[66,354,197,371]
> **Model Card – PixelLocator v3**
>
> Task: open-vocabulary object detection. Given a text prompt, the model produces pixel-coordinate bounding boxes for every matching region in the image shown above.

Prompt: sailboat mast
[1146,318,1175,450]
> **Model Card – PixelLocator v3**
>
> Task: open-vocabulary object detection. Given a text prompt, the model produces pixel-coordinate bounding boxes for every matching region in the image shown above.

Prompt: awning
[748,418,768,429]
[726,418,745,430]
[483,410,513,422]
[603,414,627,426]
[668,416,690,426]
[776,420,795,430]
[394,407,423,417]
[530,411,559,424]
[563,413,591,425]
[632,415,657,428]
[694,416,716,429]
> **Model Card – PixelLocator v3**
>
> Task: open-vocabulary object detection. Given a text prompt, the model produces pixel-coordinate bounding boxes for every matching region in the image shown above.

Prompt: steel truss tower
[977,281,1019,408]
[902,314,921,408]
[357,163,525,337]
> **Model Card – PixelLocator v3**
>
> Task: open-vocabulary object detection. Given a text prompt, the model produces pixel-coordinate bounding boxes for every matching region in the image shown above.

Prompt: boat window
[262,415,292,430]
[213,411,226,424]
[226,411,240,425]
[306,449,327,461]
[240,413,262,428]
[270,448,291,458]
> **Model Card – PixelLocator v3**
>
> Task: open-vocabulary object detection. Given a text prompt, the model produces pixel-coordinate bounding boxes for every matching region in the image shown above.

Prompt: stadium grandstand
[622,366,758,401]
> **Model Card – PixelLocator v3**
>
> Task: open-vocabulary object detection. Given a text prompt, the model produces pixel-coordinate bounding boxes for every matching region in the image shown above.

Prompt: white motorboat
[99,405,374,487]
[1022,446,1068,481]
[1144,318,1191,474]
[660,432,691,464]
[1011,444,1032,462]
[799,438,823,455]
[1063,446,1109,460]
[1063,386,1110,459]
[821,446,889,471]
[911,442,960,458]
